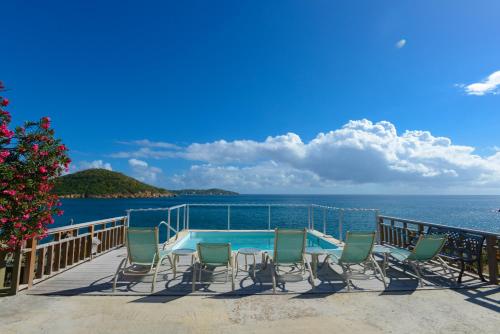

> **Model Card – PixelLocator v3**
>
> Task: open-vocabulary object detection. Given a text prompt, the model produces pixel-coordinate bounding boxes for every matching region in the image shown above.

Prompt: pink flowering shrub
[0,81,71,250]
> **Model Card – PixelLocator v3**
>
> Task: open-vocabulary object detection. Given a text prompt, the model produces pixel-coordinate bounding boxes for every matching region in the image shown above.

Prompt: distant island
[53,169,238,198]
[172,188,238,196]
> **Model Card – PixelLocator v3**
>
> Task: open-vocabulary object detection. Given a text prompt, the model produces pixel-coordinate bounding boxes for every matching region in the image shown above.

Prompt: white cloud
[117,139,180,150]
[128,159,163,183]
[171,162,323,193]
[395,39,406,49]
[463,70,500,96]
[171,119,500,192]
[70,160,112,173]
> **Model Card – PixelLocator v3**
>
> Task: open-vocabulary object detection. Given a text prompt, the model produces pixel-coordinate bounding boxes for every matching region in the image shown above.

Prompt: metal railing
[378,215,500,284]
[127,203,379,242]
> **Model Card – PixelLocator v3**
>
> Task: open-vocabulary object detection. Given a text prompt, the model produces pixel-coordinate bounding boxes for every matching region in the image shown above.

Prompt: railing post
[227,205,231,230]
[187,205,190,229]
[311,206,315,230]
[323,208,327,234]
[121,217,127,246]
[9,247,22,295]
[26,238,38,288]
[183,205,187,230]
[486,235,498,284]
[167,209,171,241]
[308,206,311,229]
[375,210,380,243]
[338,209,344,241]
[176,208,180,232]
[378,216,385,245]
[268,205,271,230]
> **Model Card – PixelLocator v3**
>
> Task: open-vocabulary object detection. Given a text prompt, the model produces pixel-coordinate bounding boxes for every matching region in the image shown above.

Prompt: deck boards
[25,246,492,296]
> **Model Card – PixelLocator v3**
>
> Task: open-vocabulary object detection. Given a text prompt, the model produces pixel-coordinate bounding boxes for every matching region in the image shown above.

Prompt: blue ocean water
[55,195,500,242]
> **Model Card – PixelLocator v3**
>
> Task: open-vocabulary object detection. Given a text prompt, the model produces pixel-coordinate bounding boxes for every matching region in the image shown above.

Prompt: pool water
[173,231,338,251]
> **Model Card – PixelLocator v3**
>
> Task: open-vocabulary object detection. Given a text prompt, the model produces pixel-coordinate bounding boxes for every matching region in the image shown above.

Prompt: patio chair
[389,233,456,287]
[323,231,386,291]
[192,243,235,292]
[112,227,172,293]
[266,228,314,293]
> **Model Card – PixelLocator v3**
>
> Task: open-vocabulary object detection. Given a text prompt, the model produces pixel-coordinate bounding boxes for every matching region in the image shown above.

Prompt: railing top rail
[46,216,127,234]
[379,215,500,238]
[311,204,379,211]
[126,205,186,213]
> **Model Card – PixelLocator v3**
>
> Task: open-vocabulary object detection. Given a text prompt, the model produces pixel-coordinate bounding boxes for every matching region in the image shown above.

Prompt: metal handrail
[378,215,500,238]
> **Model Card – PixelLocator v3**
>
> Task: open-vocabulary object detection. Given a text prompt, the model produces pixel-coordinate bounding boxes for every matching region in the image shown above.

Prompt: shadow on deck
[25,247,499,312]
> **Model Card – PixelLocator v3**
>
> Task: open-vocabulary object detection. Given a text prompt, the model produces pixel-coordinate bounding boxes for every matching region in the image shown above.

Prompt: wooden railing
[377,215,500,284]
[0,216,127,295]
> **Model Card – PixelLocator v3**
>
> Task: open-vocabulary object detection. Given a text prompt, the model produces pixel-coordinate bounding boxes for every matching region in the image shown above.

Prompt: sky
[2,1,500,194]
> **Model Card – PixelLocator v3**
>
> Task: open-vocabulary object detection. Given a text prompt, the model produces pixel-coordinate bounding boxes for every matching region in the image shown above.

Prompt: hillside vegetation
[53,169,174,198]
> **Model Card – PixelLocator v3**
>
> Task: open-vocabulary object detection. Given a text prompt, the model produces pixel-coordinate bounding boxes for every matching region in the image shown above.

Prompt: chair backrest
[197,243,232,266]
[273,228,306,264]
[126,227,159,265]
[340,231,376,264]
[409,234,447,261]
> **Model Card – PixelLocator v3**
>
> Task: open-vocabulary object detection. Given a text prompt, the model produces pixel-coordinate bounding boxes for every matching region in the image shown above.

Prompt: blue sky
[2,1,500,194]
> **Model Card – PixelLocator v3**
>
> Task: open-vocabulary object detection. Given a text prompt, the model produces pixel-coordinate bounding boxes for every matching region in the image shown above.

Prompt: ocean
[55,195,500,242]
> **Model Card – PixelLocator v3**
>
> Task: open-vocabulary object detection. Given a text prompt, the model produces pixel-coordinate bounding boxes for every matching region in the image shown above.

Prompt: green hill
[53,169,174,198]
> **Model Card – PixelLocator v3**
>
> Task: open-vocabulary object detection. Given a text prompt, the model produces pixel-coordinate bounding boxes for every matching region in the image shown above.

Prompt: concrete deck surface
[1,287,499,334]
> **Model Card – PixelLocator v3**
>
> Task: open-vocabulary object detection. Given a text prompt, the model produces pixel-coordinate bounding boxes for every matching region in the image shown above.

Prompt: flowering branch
[0,81,71,250]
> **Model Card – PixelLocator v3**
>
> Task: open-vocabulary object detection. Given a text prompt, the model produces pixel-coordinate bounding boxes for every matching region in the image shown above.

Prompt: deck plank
[25,247,493,296]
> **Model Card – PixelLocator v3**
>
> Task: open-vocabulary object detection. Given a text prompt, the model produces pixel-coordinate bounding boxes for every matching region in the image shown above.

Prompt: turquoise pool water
[172,231,339,251]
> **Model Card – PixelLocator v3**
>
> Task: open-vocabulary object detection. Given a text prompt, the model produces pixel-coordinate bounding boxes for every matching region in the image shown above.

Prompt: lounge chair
[267,228,314,293]
[112,227,172,293]
[389,234,456,287]
[323,231,386,291]
[192,243,235,292]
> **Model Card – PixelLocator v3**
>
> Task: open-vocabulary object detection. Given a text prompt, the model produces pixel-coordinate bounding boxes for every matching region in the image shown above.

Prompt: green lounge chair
[112,227,172,293]
[323,231,386,291]
[389,234,456,287]
[192,243,235,292]
[267,228,314,293]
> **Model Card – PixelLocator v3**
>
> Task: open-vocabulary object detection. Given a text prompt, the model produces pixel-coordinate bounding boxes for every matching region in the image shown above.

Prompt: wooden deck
[24,246,492,296]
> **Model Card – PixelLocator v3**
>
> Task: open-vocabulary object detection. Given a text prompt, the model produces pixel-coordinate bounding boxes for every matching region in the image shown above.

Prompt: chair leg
[458,259,465,284]
[271,262,277,294]
[477,258,486,282]
[192,263,197,292]
[341,264,351,291]
[304,257,315,288]
[409,261,423,287]
[231,266,235,291]
[112,258,127,293]
[370,256,387,289]
[437,257,456,285]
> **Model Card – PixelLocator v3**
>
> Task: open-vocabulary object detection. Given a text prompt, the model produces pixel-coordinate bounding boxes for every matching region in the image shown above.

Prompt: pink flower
[39,166,47,173]
[32,144,39,152]
[0,150,9,158]
[3,189,16,196]
[1,98,9,107]
[41,117,51,129]
[22,213,30,220]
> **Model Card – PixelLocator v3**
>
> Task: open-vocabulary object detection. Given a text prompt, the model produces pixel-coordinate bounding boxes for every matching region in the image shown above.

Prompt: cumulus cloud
[463,70,500,96]
[395,39,406,49]
[171,162,323,192]
[70,160,112,173]
[112,120,500,193]
[110,139,180,159]
[128,159,163,183]
[173,120,500,191]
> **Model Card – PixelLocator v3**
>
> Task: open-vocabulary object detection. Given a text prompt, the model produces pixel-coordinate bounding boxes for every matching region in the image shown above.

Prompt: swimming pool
[172,231,339,251]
